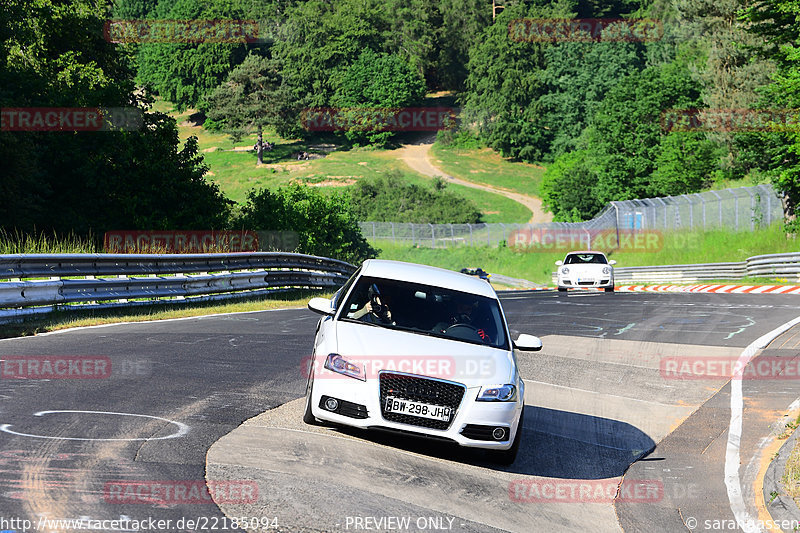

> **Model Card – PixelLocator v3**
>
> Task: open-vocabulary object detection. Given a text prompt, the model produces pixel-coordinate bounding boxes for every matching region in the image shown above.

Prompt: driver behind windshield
[433,298,492,342]
[348,283,395,325]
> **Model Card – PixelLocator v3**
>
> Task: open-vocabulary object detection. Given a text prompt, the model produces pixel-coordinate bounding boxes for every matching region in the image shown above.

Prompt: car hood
[333,321,515,387]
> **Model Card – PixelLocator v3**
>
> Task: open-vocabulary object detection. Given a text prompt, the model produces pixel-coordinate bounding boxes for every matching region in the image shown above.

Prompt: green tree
[382,0,442,87]
[538,40,647,159]
[742,0,800,229]
[275,0,385,109]
[435,0,492,90]
[203,54,291,164]
[649,133,721,195]
[112,0,159,19]
[461,1,576,162]
[236,184,377,264]
[0,0,231,236]
[675,0,776,176]
[331,50,427,145]
[135,0,252,111]
[582,61,704,205]
[540,151,604,221]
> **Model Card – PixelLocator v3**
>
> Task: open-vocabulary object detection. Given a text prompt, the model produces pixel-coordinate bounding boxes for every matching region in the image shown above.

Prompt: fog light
[324,397,339,411]
[492,427,507,441]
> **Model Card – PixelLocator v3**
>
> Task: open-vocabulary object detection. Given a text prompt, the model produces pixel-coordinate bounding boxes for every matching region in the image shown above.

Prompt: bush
[332,50,427,146]
[436,129,483,149]
[348,171,481,223]
[235,184,377,264]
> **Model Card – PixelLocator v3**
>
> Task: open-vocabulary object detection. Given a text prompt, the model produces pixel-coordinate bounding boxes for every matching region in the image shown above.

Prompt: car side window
[332,267,361,311]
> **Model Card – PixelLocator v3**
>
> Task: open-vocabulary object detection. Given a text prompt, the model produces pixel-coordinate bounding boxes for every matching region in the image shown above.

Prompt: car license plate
[385,396,452,422]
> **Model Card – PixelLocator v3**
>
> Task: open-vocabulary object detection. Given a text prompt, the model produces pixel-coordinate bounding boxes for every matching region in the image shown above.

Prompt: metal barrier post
[710,190,722,228]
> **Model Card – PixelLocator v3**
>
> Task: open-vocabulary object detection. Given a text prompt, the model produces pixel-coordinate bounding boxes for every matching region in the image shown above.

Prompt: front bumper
[310,371,524,450]
[557,275,614,289]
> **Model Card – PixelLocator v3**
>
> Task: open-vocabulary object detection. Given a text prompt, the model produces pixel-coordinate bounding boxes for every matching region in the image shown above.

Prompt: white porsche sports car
[304,259,542,464]
[556,251,616,292]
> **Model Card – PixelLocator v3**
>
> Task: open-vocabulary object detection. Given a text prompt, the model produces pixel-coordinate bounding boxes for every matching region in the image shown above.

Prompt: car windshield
[339,276,509,350]
[565,253,607,265]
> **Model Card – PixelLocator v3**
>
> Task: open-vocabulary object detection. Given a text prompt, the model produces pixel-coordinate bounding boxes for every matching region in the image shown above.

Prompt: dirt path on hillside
[392,137,552,224]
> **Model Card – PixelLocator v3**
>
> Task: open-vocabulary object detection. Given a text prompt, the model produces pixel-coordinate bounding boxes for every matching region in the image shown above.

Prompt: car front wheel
[303,361,323,425]
[605,286,615,293]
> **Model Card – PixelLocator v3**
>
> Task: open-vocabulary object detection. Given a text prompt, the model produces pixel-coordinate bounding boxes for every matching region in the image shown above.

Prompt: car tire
[557,287,567,293]
[493,406,524,465]
[303,362,323,426]
[604,286,615,293]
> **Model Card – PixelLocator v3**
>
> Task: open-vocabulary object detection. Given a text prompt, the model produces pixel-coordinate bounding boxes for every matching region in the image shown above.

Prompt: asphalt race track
[1,291,800,532]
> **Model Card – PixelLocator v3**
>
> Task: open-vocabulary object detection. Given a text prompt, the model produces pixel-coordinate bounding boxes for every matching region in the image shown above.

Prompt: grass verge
[0,230,98,254]
[0,290,329,339]
[430,143,546,197]
[782,416,800,506]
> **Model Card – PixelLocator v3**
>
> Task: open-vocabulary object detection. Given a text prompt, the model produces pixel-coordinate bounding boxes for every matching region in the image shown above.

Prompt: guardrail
[551,252,800,284]
[0,253,356,324]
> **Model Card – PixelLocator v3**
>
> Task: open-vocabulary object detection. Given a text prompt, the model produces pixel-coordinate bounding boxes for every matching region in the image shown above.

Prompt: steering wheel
[445,323,490,343]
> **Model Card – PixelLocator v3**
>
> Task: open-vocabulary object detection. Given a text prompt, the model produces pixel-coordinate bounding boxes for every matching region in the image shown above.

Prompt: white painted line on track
[0,306,304,342]
[725,315,800,533]
[0,409,190,441]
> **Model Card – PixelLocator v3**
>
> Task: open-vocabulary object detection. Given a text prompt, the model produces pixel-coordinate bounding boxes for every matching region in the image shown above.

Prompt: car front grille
[578,281,595,286]
[379,371,465,430]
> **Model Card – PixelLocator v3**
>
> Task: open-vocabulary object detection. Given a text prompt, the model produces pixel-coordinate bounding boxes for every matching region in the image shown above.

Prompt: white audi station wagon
[304,259,542,464]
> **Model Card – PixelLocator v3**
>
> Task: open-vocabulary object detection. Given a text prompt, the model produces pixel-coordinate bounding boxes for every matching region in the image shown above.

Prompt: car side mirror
[609,260,617,266]
[308,297,334,315]
[514,334,543,351]
[555,260,563,266]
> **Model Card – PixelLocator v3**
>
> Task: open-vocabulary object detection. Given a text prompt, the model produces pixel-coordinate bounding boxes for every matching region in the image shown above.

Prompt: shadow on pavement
[329,404,654,479]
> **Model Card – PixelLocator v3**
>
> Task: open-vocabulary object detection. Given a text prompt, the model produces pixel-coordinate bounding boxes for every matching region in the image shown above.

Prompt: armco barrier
[551,252,800,284]
[0,253,356,324]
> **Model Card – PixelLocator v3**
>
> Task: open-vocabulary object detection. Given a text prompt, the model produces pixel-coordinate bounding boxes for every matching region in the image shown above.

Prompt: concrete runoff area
[206,335,742,532]
[617,324,800,532]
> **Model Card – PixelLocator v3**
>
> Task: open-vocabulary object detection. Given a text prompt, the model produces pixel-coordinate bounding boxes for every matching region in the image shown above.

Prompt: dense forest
[2,0,800,257]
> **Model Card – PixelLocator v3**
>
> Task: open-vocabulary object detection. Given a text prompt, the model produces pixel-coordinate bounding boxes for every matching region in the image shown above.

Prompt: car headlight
[602,267,611,275]
[476,384,516,402]
[561,267,569,275]
[324,353,365,381]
